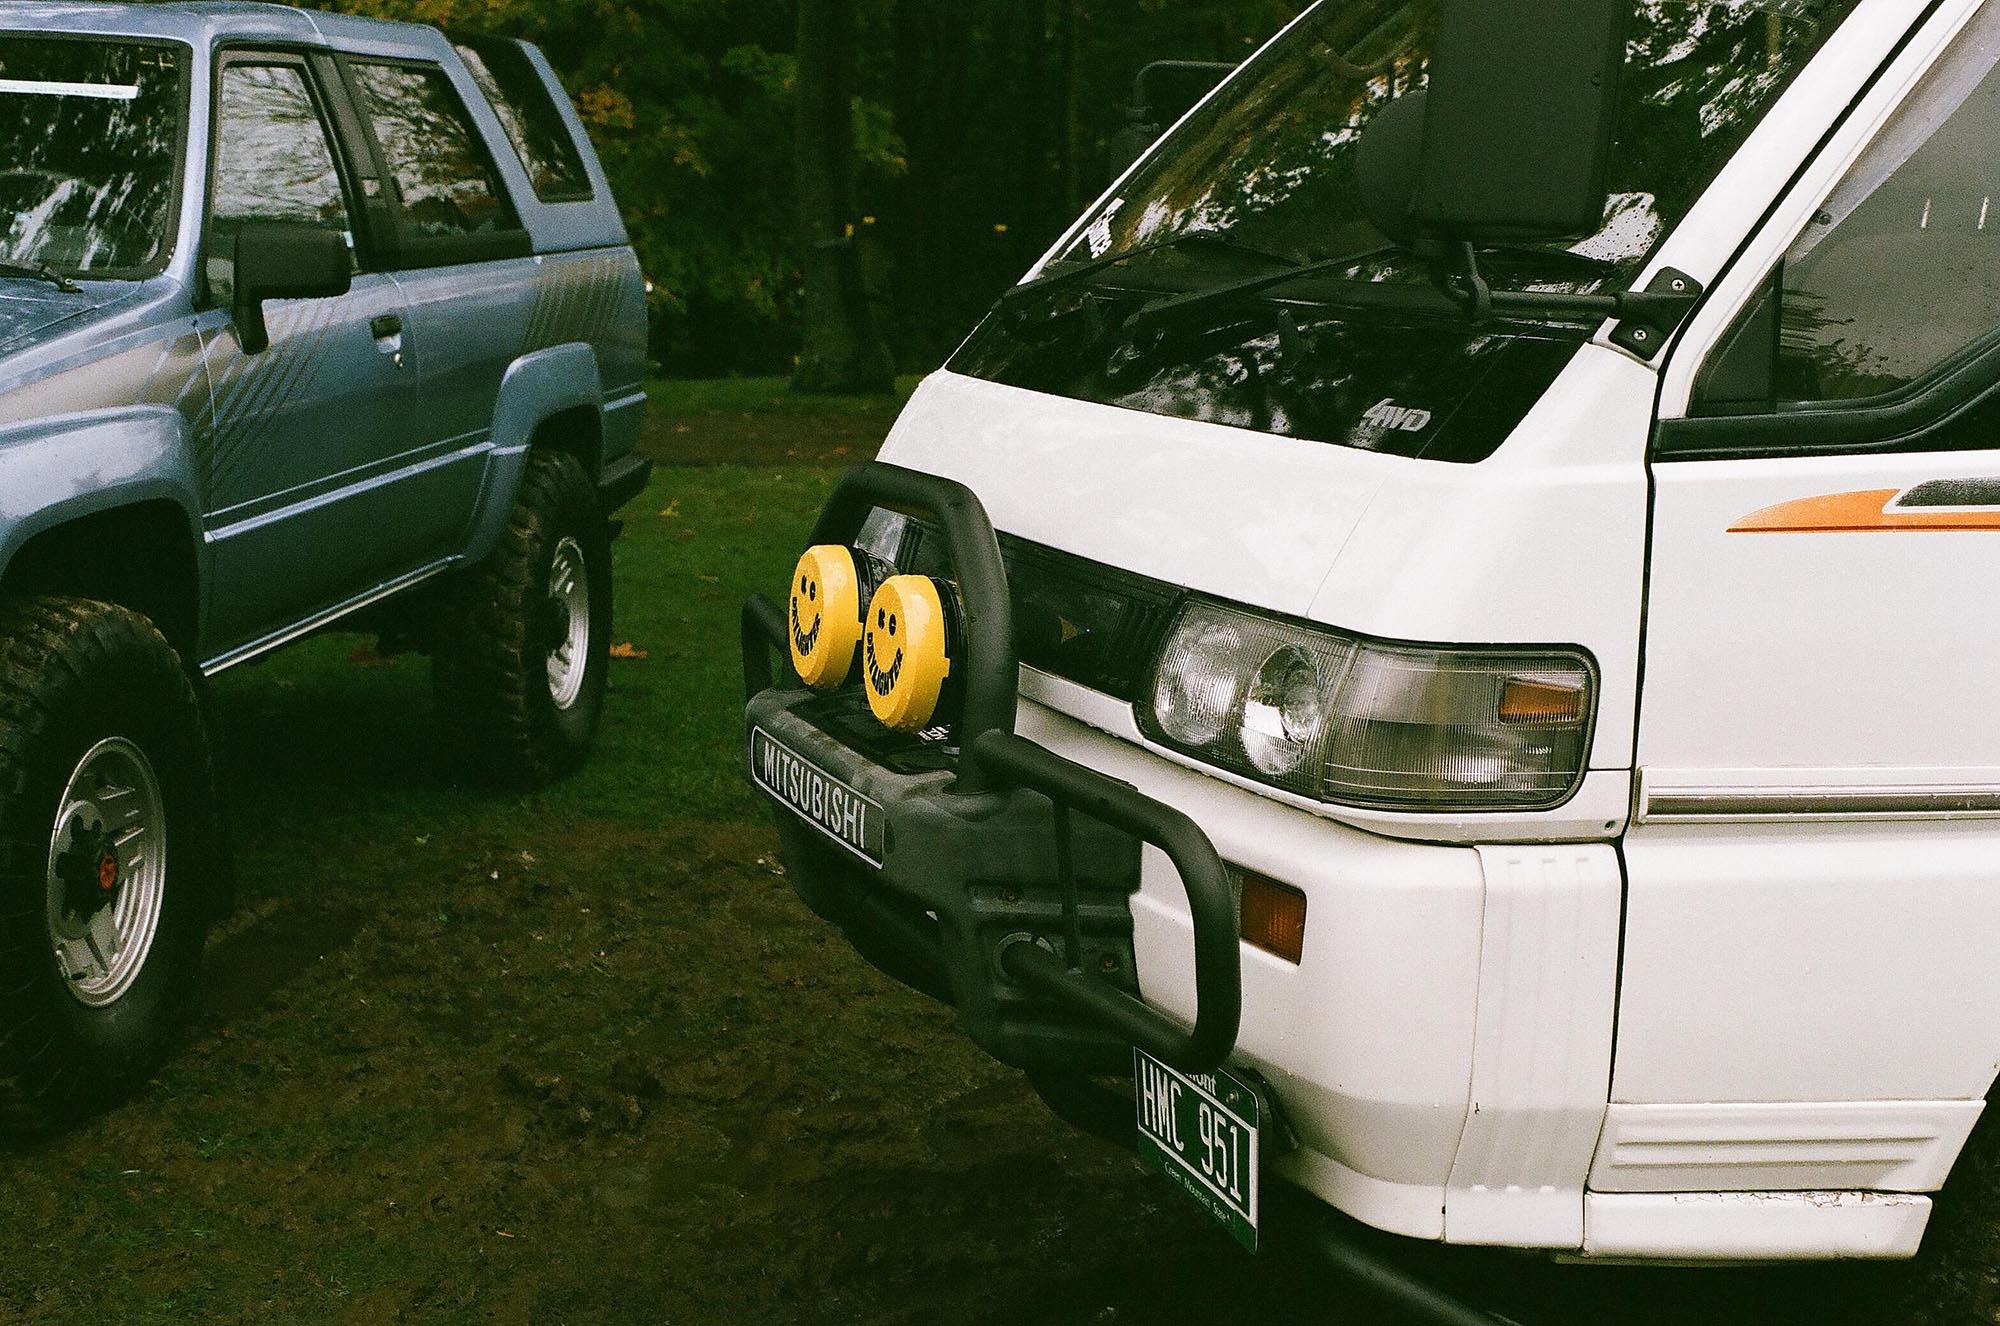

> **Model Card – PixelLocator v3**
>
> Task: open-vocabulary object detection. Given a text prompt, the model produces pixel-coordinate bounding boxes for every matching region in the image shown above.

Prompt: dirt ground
[1,389,1997,1325]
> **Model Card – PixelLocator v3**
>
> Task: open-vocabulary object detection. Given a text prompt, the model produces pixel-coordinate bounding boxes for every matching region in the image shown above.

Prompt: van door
[199,52,420,657]
[1613,12,2000,1192]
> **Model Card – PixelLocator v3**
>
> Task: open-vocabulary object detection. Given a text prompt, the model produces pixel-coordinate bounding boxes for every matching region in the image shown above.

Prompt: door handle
[370,313,403,339]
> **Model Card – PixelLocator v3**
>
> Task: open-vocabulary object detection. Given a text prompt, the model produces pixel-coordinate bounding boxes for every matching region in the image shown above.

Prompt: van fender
[461,343,604,566]
[0,406,205,575]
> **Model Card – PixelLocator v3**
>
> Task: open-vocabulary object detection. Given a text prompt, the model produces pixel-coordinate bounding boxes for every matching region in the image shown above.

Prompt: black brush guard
[742,461,1240,1074]
[744,463,1523,1326]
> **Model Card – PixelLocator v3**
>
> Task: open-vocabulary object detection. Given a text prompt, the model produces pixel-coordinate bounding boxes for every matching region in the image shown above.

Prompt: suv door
[338,56,541,526]
[199,51,423,660]
[1614,7,2000,1171]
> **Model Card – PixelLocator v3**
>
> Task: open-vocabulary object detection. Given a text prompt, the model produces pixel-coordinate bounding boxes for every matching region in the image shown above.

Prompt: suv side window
[454,39,592,203]
[348,61,520,242]
[208,60,355,303]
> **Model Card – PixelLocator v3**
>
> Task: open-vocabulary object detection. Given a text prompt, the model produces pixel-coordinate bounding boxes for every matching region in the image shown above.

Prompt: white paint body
[877,0,2000,1262]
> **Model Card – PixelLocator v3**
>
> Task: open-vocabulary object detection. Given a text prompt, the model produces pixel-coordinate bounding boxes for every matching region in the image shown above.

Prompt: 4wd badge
[1362,398,1434,433]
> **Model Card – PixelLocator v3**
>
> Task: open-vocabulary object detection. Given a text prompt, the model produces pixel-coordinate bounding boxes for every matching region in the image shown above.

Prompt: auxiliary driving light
[789,545,889,690]
[862,574,963,732]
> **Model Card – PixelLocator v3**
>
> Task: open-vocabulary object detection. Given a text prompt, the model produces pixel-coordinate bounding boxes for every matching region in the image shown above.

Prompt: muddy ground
[0,387,1995,1325]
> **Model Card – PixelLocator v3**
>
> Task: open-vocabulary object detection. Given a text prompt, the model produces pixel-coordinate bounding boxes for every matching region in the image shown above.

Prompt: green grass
[642,374,922,417]
[209,462,837,907]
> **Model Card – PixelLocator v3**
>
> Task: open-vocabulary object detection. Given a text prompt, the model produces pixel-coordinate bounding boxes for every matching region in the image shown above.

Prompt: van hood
[0,283,117,357]
[881,371,1407,619]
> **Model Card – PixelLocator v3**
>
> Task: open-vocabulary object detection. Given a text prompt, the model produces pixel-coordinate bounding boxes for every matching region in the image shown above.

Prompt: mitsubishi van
[743,0,2000,1274]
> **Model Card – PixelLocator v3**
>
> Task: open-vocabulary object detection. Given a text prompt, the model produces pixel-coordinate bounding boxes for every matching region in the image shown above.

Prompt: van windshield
[0,37,186,277]
[950,0,1865,463]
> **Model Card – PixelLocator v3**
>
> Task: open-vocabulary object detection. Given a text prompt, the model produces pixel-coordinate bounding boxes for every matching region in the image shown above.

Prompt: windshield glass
[951,0,1866,462]
[0,36,186,276]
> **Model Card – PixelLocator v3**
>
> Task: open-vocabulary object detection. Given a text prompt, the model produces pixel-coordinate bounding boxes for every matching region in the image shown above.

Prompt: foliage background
[327,0,1305,378]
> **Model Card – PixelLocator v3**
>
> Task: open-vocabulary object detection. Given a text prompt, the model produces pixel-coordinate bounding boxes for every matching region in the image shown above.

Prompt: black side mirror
[1359,0,1631,245]
[231,221,352,354]
[1107,59,1239,182]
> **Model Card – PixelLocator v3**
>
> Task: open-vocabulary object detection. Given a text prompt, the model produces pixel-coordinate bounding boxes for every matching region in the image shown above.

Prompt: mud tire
[432,451,612,789]
[0,597,223,1132]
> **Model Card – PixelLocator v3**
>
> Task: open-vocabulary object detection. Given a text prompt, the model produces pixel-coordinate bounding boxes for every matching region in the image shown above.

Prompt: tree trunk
[793,0,897,395]
[1055,0,1084,223]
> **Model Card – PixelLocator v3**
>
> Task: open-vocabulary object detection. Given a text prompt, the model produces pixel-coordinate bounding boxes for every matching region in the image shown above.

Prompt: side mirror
[231,221,351,354]
[1358,0,1631,244]
[1107,59,1239,183]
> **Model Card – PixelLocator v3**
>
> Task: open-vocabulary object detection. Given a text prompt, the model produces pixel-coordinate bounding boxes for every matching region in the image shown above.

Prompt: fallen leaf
[660,500,681,518]
[610,642,650,660]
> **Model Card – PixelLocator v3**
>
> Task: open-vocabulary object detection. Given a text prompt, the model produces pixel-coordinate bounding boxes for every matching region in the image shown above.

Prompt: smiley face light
[788,545,869,689]
[863,574,962,732]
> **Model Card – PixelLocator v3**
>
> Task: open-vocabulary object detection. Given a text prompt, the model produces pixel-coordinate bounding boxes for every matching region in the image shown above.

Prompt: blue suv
[0,3,651,1127]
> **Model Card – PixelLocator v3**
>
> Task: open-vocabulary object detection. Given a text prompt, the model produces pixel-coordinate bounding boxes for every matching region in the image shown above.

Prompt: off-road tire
[0,597,223,1132]
[433,451,612,789]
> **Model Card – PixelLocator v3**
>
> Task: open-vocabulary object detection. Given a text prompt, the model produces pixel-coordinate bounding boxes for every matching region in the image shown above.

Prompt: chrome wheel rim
[45,737,167,1008]
[546,536,591,710]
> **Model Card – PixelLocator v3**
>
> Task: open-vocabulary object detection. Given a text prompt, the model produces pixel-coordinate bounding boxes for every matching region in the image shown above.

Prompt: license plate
[749,727,885,868]
[1134,1048,1260,1251]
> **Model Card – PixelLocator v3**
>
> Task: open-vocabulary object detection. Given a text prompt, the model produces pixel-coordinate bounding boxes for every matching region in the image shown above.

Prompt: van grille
[902,525,1181,703]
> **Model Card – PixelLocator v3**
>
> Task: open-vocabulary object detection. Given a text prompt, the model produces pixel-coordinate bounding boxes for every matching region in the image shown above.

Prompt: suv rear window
[454,39,592,203]
[349,60,519,241]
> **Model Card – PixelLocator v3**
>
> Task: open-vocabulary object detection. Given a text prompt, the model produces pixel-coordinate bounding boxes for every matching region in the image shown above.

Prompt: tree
[792,0,897,394]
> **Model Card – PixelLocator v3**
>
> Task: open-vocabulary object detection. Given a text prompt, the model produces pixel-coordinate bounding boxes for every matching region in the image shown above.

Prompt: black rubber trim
[595,451,651,515]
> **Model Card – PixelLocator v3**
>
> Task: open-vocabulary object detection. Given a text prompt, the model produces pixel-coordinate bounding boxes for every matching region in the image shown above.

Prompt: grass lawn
[0,379,1994,1325]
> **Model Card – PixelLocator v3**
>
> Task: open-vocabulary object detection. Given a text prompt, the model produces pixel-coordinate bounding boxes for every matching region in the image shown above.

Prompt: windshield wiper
[0,261,83,295]
[1128,241,1613,333]
[1127,239,1698,355]
[994,231,1303,313]
[1125,242,1404,331]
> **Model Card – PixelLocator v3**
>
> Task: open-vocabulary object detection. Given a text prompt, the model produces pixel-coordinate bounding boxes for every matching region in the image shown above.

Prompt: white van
[744,0,2000,1282]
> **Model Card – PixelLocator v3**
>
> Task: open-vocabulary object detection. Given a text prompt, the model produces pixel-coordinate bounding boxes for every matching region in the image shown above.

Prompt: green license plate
[1134,1048,1260,1252]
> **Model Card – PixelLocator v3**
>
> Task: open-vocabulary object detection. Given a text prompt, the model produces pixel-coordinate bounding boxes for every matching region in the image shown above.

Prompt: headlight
[1142,600,1595,811]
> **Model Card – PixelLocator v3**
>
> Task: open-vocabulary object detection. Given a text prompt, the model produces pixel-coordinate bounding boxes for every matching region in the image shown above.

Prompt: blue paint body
[0,2,649,671]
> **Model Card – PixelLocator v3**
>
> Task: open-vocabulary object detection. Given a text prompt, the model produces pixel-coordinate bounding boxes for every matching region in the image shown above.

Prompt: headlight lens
[1142,600,1595,811]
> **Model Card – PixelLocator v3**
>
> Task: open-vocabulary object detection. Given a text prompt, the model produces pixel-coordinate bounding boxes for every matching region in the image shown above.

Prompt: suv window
[1761,34,2000,404]
[0,36,186,276]
[208,60,355,303]
[349,61,519,241]
[454,39,592,203]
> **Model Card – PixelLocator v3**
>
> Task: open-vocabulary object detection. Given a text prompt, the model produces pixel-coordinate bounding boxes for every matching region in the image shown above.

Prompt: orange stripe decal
[1731,489,2000,533]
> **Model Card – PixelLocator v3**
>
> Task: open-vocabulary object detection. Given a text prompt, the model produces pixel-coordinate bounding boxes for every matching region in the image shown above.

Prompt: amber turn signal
[1498,674,1587,725]
[1238,870,1306,965]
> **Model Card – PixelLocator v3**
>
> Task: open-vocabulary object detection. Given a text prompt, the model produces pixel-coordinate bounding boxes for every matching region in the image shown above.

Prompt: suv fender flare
[463,344,604,565]
[0,407,205,577]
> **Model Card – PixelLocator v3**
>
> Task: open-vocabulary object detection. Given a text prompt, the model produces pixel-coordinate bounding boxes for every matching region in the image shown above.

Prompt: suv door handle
[370,314,403,339]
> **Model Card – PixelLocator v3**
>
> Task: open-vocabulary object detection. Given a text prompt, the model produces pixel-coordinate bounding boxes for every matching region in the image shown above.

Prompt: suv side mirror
[231,221,351,354]
[1359,0,1631,244]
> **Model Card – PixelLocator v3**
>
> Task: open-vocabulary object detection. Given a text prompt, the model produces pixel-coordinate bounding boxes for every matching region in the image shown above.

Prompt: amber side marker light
[1498,674,1587,725]
[1239,871,1307,965]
